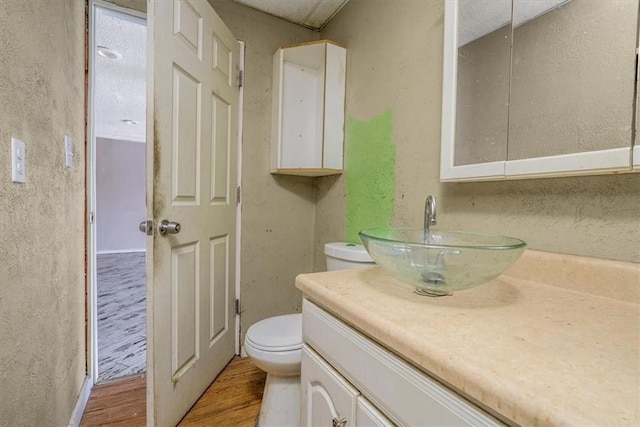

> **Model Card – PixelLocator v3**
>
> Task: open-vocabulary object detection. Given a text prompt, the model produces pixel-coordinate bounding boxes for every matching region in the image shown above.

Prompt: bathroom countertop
[295,250,640,426]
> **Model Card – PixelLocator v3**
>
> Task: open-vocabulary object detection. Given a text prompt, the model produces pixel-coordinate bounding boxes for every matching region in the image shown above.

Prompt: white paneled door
[147,0,239,425]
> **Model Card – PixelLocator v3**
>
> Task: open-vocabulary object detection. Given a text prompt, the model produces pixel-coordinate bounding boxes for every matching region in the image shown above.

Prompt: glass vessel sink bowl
[359,227,526,296]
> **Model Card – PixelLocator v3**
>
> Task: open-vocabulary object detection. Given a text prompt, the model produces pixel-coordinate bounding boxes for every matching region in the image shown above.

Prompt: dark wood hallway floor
[80,357,266,426]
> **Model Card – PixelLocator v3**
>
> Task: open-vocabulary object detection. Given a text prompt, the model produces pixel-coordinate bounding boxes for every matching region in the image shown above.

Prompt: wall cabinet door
[441,0,639,181]
[301,345,359,427]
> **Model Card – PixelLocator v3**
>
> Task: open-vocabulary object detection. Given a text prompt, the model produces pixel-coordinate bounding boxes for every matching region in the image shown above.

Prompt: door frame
[86,0,147,385]
[235,40,245,355]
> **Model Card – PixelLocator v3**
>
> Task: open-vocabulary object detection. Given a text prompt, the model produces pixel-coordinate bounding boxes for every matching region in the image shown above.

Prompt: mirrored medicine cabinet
[441,0,640,181]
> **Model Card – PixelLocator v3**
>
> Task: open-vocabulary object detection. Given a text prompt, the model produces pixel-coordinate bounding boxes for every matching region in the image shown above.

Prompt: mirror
[441,0,639,181]
[454,0,511,168]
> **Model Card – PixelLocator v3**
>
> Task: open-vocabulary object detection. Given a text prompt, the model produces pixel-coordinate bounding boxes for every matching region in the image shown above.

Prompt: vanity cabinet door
[301,344,359,427]
[356,397,395,427]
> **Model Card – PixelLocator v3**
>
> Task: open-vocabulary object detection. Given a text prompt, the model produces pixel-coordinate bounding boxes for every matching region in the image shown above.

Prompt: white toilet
[244,242,374,427]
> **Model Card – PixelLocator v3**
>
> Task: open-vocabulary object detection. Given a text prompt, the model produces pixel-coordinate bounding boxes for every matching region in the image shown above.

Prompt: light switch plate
[11,138,26,183]
[64,135,73,168]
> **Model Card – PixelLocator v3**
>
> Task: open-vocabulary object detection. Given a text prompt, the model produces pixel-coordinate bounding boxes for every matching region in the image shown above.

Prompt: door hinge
[235,299,241,315]
[89,211,95,224]
[238,69,244,88]
[236,186,241,205]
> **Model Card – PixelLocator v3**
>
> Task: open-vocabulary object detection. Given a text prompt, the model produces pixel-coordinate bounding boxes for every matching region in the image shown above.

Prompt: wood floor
[80,374,146,426]
[80,357,266,427]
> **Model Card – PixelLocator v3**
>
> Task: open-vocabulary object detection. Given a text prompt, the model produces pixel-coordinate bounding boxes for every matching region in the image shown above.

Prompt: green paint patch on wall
[345,111,396,244]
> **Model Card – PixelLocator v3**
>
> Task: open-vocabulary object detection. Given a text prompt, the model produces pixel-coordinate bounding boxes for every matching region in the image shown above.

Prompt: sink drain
[414,287,452,297]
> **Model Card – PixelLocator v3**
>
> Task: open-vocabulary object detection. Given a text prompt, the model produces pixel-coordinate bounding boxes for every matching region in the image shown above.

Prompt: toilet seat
[245,313,302,352]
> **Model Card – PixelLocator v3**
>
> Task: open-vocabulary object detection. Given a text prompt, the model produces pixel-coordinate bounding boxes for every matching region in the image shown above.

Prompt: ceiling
[459,0,570,46]
[94,7,146,143]
[232,0,350,30]
[229,0,569,38]
[91,0,570,143]
[93,1,345,143]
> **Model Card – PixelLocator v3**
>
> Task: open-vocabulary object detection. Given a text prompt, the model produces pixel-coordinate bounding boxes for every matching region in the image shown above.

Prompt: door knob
[139,220,153,235]
[159,219,181,236]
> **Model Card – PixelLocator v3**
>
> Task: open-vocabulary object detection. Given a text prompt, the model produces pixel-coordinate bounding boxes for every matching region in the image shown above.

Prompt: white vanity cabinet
[301,299,505,427]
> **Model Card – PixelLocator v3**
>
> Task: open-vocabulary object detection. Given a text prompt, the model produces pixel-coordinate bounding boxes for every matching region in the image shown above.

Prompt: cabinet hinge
[238,69,244,88]
[236,186,241,205]
[89,211,95,224]
[235,299,241,315]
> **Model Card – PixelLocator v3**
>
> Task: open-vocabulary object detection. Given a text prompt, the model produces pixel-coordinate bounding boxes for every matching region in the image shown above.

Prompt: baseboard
[68,376,93,427]
[97,249,146,255]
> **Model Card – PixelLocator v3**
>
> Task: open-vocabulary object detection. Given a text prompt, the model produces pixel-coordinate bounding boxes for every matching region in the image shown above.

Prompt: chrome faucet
[424,195,436,242]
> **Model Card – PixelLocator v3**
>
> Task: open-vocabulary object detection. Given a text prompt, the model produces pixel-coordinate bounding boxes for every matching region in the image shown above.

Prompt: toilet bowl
[244,242,374,426]
[245,314,302,427]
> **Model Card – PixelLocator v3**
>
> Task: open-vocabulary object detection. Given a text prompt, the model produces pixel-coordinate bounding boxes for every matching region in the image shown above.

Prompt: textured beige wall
[209,0,319,338]
[314,0,443,270]
[0,0,86,425]
[316,0,640,268]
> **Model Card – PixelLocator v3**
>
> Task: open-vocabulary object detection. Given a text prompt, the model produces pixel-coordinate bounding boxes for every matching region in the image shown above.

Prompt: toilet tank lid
[324,242,374,263]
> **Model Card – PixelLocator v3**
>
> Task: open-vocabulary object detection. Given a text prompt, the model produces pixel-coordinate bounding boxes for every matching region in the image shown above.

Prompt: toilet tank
[324,242,375,271]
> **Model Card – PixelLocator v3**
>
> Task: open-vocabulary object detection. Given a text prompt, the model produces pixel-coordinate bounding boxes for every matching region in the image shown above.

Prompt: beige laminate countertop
[295,250,640,426]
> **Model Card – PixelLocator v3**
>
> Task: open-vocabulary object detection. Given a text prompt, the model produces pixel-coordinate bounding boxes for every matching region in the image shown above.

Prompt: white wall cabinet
[270,40,346,176]
[301,299,506,427]
[440,0,640,182]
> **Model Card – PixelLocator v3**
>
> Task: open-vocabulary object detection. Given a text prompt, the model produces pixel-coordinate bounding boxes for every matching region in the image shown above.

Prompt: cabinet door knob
[332,417,347,427]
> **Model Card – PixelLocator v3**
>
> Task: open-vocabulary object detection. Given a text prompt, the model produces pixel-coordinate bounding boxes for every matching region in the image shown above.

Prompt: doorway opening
[88,2,147,384]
